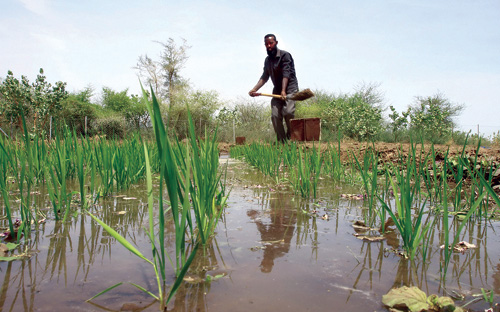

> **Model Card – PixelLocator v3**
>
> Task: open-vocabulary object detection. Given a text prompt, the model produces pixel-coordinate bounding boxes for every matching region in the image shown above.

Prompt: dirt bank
[219,141,500,164]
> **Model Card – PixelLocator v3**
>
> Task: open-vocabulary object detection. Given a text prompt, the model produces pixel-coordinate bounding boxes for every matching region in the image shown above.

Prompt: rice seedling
[477,165,500,217]
[310,144,323,199]
[377,146,430,261]
[94,139,114,197]
[183,120,228,245]
[45,131,71,221]
[13,114,37,240]
[0,136,15,237]
[420,145,443,205]
[88,87,210,309]
[324,138,344,181]
[288,146,311,198]
[353,146,379,227]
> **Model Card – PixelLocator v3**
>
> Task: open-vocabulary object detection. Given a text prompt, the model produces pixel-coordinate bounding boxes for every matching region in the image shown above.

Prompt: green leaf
[382,286,429,312]
[87,212,153,266]
[86,282,123,301]
[129,282,159,300]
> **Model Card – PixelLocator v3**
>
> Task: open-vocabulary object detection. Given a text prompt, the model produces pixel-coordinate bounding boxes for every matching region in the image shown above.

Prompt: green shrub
[93,115,126,139]
[58,94,98,136]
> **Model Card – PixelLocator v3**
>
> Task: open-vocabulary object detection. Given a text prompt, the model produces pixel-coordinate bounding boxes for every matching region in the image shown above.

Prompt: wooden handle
[258,93,283,99]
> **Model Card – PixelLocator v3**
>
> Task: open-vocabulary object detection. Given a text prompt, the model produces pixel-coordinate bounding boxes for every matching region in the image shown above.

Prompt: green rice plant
[0,136,15,237]
[73,133,86,210]
[183,119,228,245]
[353,147,379,227]
[45,131,71,221]
[309,143,323,199]
[477,166,500,217]
[440,173,487,279]
[421,145,443,205]
[242,142,284,180]
[288,147,311,198]
[324,138,344,181]
[458,138,494,218]
[88,87,201,309]
[378,149,430,261]
[15,113,36,240]
[94,139,114,196]
[481,288,495,306]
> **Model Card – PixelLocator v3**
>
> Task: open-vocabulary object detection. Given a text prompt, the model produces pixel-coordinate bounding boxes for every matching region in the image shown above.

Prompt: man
[249,34,299,142]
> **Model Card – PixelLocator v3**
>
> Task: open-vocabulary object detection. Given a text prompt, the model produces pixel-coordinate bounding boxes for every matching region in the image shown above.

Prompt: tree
[101,87,148,130]
[135,38,191,106]
[388,105,411,141]
[59,88,98,136]
[409,92,464,143]
[0,68,68,135]
[169,89,222,139]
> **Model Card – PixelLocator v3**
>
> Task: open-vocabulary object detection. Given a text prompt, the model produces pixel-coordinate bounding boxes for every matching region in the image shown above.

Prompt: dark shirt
[260,48,299,95]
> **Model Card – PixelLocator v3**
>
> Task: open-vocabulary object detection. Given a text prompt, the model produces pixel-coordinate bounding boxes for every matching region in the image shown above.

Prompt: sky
[1,0,499,136]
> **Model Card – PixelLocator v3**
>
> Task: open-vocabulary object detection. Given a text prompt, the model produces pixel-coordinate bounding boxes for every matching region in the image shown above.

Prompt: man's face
[265,37,278,57]
[264,37,277,52]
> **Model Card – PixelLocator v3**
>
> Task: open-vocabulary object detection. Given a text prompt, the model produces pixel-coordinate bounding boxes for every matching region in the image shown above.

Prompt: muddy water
[1,157,500,311]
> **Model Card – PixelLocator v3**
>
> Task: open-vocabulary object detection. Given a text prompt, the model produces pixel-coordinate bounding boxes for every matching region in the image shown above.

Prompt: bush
[58,94,98,136]
[409,93,464,144]
[324,94,384,141]
[217,98,273,143]
[93,115,127,139]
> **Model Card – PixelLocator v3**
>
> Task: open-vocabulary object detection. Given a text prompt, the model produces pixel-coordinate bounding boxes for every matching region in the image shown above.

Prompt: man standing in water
[249,34,299,142]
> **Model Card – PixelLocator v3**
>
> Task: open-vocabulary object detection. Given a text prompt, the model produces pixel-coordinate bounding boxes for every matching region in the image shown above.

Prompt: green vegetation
[230,139,499,281]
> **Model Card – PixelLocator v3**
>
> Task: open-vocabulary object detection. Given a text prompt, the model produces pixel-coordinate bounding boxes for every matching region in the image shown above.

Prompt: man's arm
[281,77,289,99]
[249,79,266,97]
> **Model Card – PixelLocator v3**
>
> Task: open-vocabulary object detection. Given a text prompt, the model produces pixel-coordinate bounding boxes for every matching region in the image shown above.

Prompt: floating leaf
[382,286,429,312]
[354,234,385,242]
[0,242,18,253]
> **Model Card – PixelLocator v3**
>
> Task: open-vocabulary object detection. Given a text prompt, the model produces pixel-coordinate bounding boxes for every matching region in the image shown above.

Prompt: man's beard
[267,46,278,58]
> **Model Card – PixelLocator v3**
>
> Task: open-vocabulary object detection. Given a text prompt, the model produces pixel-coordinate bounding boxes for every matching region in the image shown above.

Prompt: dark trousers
[271,97,295,142]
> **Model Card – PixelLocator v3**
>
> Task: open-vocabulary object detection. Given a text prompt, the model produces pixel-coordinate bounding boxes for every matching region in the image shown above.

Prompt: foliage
[409,92,464,143]
[100,87,149,130]
[296,83,385,141]
[59,88,98,135]
[324,93,384,141]
[0,68,68,135]
[135,38,191,105]
[388,105,411,141]
[93,114,126,139]
[216,98,273,142]
[169,89,223,139]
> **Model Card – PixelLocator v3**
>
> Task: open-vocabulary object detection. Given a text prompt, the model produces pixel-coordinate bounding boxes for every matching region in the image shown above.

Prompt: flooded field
[1,156,499,311]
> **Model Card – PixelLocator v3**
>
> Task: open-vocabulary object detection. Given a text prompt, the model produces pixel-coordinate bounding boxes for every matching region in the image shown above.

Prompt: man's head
[264,34,278,58]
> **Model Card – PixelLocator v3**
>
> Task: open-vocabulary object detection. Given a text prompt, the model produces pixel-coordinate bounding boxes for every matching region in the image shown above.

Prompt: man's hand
[280,90,287,100]
[249,90,260,97]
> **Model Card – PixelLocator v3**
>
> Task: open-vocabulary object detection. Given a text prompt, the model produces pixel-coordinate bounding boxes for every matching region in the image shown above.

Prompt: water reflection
[247,192,297,273]
[1,160,500,311]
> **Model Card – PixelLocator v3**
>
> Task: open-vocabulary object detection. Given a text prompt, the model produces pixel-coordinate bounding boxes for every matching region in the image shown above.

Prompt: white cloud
[18,0,52,16]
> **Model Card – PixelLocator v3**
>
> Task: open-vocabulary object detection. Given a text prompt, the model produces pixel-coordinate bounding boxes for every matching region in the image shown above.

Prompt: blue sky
[1,0,499,135]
